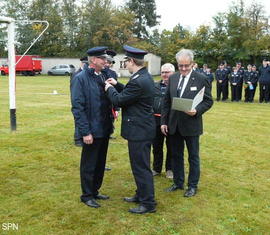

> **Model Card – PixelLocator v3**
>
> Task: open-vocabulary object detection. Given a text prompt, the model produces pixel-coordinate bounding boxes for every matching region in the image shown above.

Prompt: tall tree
[126,0,160,38]
[26,0,66,56]
[92,8,136,52]
[75,0,113,55]
[61,0,80,56]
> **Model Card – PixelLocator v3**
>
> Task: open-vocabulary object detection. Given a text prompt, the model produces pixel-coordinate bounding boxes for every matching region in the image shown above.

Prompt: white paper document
[172,87,205,112]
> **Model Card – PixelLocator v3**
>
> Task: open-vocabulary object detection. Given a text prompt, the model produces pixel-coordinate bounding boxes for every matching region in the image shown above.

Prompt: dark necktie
[177,76,186,97]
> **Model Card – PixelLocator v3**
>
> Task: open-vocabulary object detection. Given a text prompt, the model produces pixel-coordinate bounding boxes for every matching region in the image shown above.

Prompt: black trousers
[244,85,257,102]
[231,85,241,101]
[259,84,270,103]
[152,125,172,173]
[239,81,243,100]
[169,131,200,189]
[80,137,109,202]
[128,140,156,208]
[216,82,228,100]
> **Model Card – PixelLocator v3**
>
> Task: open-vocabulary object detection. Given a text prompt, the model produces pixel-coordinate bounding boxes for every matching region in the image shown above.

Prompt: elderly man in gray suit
[161,49,213,197]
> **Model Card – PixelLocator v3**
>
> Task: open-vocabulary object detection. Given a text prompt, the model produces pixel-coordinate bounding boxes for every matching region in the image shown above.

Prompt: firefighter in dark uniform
[105,45,156,214]
[71,46,114,209]
[215,62,229,101]
[251,65,259,102]
[236,62,245,100]
[70,56,88,147]
[258,59,270,103]
[229,67,242,101]
[244,64,258,102]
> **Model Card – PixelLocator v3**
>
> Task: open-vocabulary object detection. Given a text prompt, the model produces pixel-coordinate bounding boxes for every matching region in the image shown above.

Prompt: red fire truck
[0,55,42,76]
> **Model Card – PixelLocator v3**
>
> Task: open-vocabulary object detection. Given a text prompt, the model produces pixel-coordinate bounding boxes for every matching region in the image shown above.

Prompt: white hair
[175,49,194,62]
[161,63,175,72]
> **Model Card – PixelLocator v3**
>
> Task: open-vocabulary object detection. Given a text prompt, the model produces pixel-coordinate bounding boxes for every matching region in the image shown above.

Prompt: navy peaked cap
[80,56,88,62]
[87,46,108,57]
[106,50,117,63]
[123,45,147,60]
[106,50,116,57]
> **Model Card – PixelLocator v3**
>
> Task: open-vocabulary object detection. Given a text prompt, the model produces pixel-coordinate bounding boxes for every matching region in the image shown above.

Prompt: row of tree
[0,0,270,69]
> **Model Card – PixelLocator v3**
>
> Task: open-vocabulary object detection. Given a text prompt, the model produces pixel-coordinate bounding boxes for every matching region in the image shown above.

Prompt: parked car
[47,64,75,76]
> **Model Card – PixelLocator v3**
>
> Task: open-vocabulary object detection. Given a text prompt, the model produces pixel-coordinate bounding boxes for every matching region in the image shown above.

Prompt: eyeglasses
[161,71,171,74]
[96,56,107,60]
[178,64,192,68]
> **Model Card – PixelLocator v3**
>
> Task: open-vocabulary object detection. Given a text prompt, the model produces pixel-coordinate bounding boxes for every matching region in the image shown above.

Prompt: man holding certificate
[161,49,213,197]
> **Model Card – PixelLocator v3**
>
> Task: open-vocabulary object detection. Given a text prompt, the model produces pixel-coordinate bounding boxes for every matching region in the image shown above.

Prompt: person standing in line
[229,66,242,102]
[258,59,270,103]
[105,45,156,214]
[161,49,213,197]
[243,64,258,102]
[235,62,245,100]
[152,63,175,179]
[71,46,114,209]
[215,62,229,101]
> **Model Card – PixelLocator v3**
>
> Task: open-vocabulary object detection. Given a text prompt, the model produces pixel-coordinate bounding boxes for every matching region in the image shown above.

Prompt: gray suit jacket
[161,71,213,136]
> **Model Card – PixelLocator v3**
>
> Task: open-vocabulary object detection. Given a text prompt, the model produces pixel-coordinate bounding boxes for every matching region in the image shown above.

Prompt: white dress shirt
[177,71,192,97]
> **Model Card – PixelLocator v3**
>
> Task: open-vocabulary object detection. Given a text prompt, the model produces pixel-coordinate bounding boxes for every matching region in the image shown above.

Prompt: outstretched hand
[105,81,113,91]
[106,78,117,85]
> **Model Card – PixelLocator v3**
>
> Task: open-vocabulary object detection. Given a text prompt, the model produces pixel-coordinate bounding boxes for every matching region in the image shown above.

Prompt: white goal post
[0,16,49,131]
[0,16,16,130]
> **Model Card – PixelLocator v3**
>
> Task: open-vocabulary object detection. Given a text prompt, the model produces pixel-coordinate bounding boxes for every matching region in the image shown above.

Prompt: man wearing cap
[258,59,270,103]
[104,45,156,214]
[71,46,114,208]
[70,56,88,147]
[215,62,229,101]
[235,62,245,100]
[161,49,213,198]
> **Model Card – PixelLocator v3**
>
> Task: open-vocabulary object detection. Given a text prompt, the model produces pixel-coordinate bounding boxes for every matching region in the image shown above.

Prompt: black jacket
[71,66,113,138]
[106,67,155,141]
[161,71,213,136]
[153,80,167,125]
[258,65,270,85]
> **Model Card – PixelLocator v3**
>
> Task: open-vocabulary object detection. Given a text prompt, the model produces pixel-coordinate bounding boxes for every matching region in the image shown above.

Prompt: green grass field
[0,75,269,235]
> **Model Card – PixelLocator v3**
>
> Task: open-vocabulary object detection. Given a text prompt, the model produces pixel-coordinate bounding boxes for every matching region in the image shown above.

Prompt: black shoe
[123,196,140,203]
[129,205,156,214]
[105,167,111,171]
[94,194,110,200]
[83,199,100,208]
[184,187,197,197]
[165,184,184,192]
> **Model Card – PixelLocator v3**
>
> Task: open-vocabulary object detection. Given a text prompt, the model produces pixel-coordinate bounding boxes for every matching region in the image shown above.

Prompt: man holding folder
[161,49,213,197]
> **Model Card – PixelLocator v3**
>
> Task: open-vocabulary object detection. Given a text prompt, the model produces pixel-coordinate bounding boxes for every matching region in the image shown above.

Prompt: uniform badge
[132,74,140,80]
[190,86,197,91]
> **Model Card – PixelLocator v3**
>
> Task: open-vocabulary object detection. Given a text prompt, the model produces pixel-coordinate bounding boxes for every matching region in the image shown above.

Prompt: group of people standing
[71,45,213,214]
[211,60,270,103]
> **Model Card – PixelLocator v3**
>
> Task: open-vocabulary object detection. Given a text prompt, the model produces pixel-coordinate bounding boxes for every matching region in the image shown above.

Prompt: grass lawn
[0,75,269,235]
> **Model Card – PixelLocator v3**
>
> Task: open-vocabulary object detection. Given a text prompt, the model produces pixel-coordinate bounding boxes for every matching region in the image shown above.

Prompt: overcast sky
[112,0,270,31]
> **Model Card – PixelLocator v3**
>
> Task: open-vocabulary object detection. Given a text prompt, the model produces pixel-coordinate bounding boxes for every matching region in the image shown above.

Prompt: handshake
[104,78,117,91]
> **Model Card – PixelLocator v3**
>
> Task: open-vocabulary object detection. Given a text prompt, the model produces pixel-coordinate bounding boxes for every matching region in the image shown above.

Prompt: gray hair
[161,63,175,72]
[175,49,194,62]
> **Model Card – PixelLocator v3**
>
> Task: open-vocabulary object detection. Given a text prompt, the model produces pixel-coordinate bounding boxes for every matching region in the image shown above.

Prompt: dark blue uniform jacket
[258,65,270,85]
[106,67,156,141]
[71,66,113,139]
